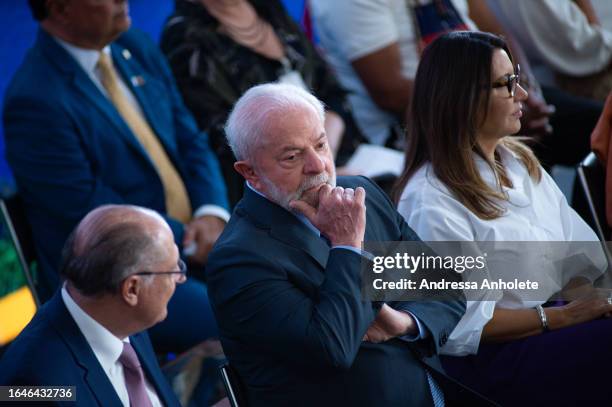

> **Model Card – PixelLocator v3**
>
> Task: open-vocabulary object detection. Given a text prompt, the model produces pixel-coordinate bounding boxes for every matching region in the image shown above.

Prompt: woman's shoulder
[398,164,472,218]
[399,163,456,207]
[397,163,477,240]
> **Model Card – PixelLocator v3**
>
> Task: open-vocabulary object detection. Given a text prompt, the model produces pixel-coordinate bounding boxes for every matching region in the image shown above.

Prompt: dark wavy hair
[393,31,540,220]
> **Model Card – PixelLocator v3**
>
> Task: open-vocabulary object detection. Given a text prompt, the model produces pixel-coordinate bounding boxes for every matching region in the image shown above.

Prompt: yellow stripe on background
[0,286,36,346]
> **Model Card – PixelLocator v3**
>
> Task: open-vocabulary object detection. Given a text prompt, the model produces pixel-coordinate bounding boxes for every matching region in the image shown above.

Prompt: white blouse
[397,145,604,355]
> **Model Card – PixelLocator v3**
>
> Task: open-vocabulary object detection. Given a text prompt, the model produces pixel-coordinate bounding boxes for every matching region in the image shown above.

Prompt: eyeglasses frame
[132,258,188,282]
[492,64,521,97]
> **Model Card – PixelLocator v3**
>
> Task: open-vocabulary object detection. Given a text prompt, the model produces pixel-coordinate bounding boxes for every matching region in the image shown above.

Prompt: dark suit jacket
[207,176,466,406]
[3,28,228,300]
[0,291,180,407]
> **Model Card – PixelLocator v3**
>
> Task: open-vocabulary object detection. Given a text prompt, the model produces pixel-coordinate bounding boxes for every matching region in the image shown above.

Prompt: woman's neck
[477,137,500,163]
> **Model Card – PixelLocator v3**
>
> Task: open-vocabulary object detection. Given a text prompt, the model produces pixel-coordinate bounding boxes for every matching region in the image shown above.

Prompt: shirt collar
[474,143,521,186]
[53,36,111,78]
[474,143,531,206]
[61,284,129,374]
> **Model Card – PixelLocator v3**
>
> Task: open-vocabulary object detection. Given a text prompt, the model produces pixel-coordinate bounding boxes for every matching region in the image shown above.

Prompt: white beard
[260,169,337,211]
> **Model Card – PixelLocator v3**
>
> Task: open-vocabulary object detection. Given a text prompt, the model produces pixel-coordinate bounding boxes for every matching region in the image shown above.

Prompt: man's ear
[120,276,141,307]
[234,160,262,189]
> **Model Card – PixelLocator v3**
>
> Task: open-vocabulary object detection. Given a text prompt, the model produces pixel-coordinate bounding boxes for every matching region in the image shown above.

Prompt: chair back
[0,194,40,350]
[577,152,610,242]
[219,361,247,407]
[0,195,40,307]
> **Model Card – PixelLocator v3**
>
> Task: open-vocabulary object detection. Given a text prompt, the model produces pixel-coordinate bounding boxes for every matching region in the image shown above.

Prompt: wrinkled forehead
[257,105,322,146]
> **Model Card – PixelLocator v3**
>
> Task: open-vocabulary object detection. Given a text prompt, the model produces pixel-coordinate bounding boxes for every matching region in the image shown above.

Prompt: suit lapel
[36,29,148,159]
[110,43,179,163]
[36,29,170,169]
[48,292,123,407]
[239,186,329,269]
[70,72,151,158]
[270,221,330,269]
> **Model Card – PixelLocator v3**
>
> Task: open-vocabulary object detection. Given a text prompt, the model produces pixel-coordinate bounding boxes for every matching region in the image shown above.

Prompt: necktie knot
[97,51,111,69]
[97,52,118,91]
[119,342,141,370]
[97,52,114,80]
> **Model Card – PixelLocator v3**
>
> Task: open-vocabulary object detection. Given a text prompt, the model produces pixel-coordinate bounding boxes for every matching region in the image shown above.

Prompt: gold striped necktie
[97,52,192,223]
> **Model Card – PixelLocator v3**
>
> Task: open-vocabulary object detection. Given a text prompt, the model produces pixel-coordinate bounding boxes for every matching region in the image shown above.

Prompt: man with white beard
[205,83,471,406]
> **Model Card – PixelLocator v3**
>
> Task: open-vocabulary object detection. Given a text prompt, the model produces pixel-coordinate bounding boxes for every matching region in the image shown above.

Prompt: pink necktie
[119,342,153,407]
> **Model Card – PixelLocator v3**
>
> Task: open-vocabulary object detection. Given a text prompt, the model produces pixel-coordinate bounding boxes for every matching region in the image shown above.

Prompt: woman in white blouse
[395,31,612,405]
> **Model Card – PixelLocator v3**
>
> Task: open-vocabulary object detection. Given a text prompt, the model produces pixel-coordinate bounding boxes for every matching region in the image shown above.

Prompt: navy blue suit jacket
[0,291,180,407]
[3,28,228,300]
[207,176,466,406]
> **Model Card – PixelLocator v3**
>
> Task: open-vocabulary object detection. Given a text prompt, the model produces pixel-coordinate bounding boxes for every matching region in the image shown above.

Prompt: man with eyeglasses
[0,205,182,407]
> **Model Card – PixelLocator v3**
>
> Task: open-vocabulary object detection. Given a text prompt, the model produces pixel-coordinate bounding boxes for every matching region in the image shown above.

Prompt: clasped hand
[290,184,366,249]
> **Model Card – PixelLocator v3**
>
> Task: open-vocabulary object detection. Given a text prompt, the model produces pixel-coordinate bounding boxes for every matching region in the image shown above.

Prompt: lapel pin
[131,75,146,87]
[122,49,132,60]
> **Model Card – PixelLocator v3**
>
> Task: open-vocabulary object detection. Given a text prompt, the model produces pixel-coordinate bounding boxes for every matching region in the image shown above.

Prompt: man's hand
[183,215,226,266]
[363,304,417,343]
[289,185,366,248]
[520,85,555,139]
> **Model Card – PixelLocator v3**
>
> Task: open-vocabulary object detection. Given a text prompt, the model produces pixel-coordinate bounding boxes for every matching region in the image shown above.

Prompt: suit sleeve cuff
[193,204,231,223]
[399,311,429,342]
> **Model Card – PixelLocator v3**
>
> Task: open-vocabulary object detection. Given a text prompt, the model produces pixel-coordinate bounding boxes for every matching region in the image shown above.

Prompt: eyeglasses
[492,64,520,97]
[133,259,188,282]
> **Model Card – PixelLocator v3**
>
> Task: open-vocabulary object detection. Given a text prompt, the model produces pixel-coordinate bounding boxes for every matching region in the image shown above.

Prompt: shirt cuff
[193,204,231,223]
[399,311,428,342]
[331,245,375,260]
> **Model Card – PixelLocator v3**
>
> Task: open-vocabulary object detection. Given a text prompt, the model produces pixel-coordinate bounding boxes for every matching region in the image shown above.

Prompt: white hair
[224,83,326,161]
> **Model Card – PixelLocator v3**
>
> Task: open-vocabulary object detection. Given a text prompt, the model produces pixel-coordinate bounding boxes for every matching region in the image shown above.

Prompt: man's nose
[303,149,325,174]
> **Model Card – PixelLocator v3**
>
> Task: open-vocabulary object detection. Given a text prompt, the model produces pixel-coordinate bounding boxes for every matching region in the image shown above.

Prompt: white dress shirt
[54,36,230,224]
[397,145,606,355]
[488,0,612,84]
[61,286,162,407]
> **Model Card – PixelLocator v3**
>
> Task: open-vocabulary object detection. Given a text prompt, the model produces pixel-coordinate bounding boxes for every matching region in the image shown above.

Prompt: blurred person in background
[488,0,612,101]
[160,0,366,206]
[310,0,600,173]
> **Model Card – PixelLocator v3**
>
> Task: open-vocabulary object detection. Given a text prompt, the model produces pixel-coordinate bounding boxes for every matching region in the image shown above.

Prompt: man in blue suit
[206,84,479,406]
[4,0,229,351]
[0,205,182,406]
